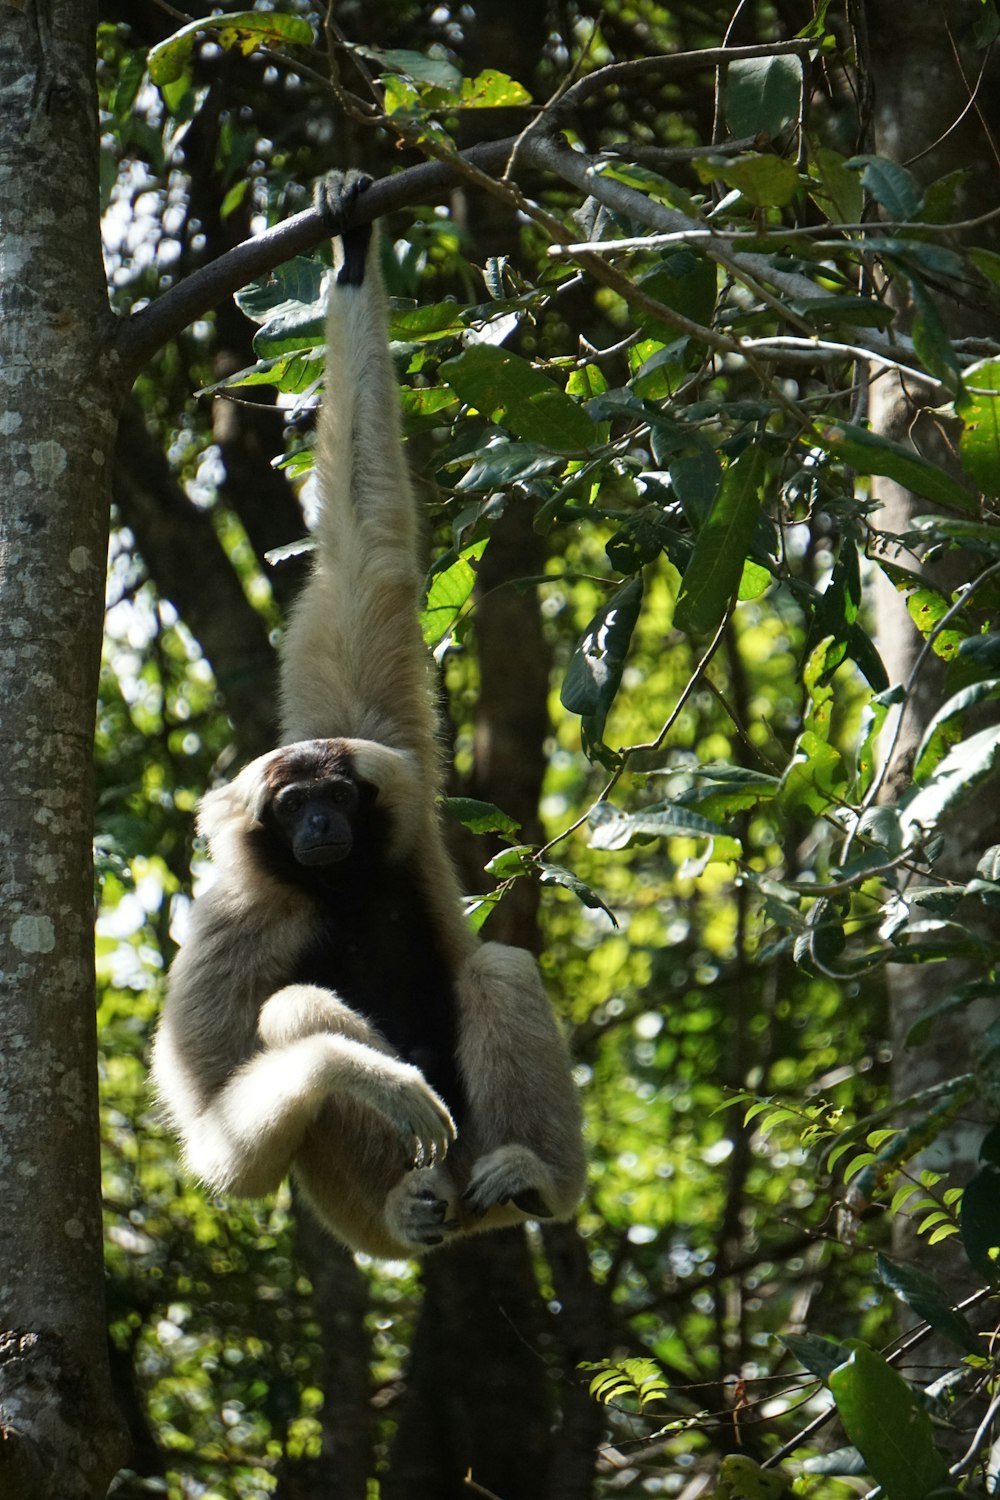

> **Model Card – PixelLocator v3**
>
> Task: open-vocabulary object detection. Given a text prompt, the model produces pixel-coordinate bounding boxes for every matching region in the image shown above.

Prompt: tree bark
[866,2,1000,1177]
[0,2,129,1493]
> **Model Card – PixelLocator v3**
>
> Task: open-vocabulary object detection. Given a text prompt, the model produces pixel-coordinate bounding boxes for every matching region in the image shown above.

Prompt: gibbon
[151,171,586,1259]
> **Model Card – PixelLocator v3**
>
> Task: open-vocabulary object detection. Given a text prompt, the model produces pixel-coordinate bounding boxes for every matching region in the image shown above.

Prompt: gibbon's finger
[375,1071,455,1167]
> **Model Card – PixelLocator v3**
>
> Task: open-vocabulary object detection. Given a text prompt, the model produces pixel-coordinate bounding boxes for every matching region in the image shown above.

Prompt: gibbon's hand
[314,168,373,288]
[359,1053,457,1167]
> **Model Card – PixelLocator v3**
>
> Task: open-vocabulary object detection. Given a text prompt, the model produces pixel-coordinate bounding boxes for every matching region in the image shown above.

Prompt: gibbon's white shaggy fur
[151,172,586,1258]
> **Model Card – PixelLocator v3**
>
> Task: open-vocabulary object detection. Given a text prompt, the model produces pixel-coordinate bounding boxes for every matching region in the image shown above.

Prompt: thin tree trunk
[866,2,1000,1181]
[0,2,129,1493]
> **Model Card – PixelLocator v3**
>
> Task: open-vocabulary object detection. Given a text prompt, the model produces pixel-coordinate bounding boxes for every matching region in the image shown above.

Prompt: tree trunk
[866,2,1000,1181]
[0,2,129,1493]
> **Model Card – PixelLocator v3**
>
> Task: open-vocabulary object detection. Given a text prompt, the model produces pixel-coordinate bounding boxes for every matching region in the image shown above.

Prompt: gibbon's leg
[267,988,462,1252]
[455,943,586,1223]
[177,996,456,1200]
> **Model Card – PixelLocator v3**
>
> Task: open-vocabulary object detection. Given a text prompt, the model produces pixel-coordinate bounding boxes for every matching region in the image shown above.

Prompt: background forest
[4,1,1000,1497]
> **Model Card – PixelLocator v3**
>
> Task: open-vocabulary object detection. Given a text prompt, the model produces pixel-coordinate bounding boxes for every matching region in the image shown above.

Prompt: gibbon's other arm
[279,171,441,779]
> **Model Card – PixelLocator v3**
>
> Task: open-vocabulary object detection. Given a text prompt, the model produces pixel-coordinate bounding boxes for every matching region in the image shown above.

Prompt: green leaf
[828,1345,948,1499]
[389,300,467,341]
[455,444,561,493]
[235,258,328,358]
[588,800,728,851]
[903,723,1000,835]
[354,44,462,90]
[875,1254,980,1355]
[816,420,975,510]
[779,729,846,815]
[560,577,643,751]
[715,1454,794,1499]
[148,11,313,86]
[913,680,1000,781]
[779,1332,852,1382]
[638,252,717,336]
[674,444,767,636]
[958,358,1000,495]
[197,348,324,399]
[584,1358,669,1411]
[441,346,596,453]
[420,539,488,645]
[908,277,962,394]
[960,1163,1000,1277]
[674,765,780,820]
[669,447,722,517]
[847,155,923,220]
[725,55,802,138]
[715,154,801,209]
[906,979,1000,1046]
[538,864,618,926]
[441,797,520,837]
[807,539,861,673]
[808,146,864,224]
[459,69,532,108]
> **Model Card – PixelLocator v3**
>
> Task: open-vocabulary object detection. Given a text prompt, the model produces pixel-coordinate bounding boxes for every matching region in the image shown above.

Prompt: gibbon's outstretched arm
[280,172,439,778]
[151,171,586,1260]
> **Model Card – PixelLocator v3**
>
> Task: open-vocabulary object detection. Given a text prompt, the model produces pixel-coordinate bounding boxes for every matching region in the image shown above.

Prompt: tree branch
[115,138,519,375]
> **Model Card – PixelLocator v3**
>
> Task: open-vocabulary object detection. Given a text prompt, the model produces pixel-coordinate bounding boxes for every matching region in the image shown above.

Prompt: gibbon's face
[259,742,368,870]
[269,775,362,867]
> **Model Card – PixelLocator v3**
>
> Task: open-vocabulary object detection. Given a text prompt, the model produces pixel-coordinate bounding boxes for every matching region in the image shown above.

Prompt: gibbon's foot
[385,1174,458,1249]
[366,1056,456,1167]
[314,169,373,287]
[461,1146,556,1220]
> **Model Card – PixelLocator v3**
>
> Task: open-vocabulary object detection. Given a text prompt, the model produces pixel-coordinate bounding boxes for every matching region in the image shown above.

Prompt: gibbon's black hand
[314,169,373,287]
[151,176,586,1260]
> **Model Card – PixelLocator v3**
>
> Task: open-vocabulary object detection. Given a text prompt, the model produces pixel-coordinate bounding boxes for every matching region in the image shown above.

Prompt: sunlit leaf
[420,539,488,644]
[715,154,801,209]
[148,11,313,86]
[913,679,1000,781]
[441,346,597,452]
[958,358,1000,494]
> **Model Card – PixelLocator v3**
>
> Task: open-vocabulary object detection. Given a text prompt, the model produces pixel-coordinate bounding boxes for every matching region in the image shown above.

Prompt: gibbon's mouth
[295,840,352,867]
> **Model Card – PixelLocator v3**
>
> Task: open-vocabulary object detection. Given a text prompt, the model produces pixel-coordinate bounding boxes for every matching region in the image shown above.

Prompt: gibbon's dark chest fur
[285,853,466,1124]
[294,869,466,1121]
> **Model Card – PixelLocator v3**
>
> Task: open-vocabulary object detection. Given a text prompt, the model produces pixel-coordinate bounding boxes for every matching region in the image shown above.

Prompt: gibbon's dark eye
[274,786,306,819]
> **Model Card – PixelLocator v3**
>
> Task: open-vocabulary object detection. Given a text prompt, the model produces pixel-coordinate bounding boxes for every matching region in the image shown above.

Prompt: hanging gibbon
[151,171,586,1259]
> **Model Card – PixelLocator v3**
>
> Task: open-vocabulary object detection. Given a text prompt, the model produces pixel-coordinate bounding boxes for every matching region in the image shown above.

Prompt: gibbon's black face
[270,775,362,867]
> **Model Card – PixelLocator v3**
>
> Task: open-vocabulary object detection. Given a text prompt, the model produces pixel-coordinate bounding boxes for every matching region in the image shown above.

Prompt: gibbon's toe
[462,1149,554,1220]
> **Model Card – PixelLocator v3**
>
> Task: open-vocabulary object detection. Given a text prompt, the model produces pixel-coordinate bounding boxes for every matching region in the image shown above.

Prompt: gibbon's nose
[307,808,332,837]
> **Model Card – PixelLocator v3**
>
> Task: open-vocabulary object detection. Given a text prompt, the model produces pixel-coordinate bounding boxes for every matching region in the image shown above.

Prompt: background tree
[5,2,1000,1497]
